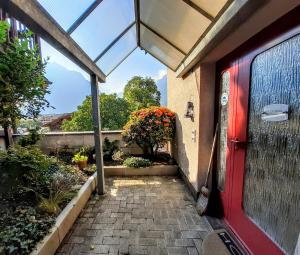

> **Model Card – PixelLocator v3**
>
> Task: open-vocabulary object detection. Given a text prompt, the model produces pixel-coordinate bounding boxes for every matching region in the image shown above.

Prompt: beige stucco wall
[168,68,200,192]
[168,64,215,193]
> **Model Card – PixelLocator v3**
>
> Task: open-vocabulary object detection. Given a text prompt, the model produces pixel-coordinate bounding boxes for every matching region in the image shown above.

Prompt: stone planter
[104,164,178,176]
[30,173,97,255]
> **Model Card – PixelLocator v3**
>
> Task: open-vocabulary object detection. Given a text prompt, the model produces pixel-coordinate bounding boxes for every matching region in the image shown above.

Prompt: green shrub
[49,170,79,193]
[54,146,74,164]
[122,106,175,156]
[112,150,129,162]
[103,137,119,161]
[0,206,54,255]
[123,157,151,168]
[18,128,41,147]
[0,145,53,195]
[83,164,97,175]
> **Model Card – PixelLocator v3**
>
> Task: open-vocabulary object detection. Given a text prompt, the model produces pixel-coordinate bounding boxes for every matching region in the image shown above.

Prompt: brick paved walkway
[56,176,213,255]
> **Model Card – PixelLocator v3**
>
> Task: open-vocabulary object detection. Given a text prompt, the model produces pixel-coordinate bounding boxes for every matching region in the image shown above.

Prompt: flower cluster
[122,107,175,156]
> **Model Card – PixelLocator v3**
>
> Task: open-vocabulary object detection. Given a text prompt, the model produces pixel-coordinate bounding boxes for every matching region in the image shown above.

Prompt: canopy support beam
[94,21,135,63]
[142,48,176,71]
[0,0,106,82]
[141,21,187,55]
[134,0,140,47]
[181,0,214,21]
[107,46,137,76]
[90,74,105,195]
[67,0,104,34]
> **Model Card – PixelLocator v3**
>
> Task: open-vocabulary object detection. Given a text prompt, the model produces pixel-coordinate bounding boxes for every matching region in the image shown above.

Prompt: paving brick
[103,237,120,245]
[139,238,158,246]
[139,231,164,238]
[175,239,195,247]
[68,236,85,244]
[187,247,199,255]
[93,244,110,253]
[181,231,203,239]
[167,247,188,255]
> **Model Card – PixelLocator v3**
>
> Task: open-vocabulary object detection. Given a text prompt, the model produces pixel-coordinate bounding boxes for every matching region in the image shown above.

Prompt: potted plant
[72,153,88,170]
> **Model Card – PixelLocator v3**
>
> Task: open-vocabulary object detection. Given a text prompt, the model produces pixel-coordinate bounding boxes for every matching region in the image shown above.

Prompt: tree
[62,93,130,131]
[0,22,49,147]
[123,76,161,111]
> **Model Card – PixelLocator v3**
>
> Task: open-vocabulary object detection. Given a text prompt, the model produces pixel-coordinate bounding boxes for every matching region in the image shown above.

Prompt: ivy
[0,206,54,255]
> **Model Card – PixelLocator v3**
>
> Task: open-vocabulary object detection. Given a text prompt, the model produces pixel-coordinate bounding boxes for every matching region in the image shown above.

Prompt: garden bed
[104,164,178,176]
[0,145,96,255]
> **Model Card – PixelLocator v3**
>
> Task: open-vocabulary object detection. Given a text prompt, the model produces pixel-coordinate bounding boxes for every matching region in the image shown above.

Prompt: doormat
[202,229,246,255]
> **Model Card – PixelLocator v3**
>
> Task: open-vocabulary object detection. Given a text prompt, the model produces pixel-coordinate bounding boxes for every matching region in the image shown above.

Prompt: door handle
[230,138,247,150]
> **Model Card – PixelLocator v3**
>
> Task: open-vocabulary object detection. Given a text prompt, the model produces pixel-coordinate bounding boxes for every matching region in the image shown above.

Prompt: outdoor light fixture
[184,101,194,120]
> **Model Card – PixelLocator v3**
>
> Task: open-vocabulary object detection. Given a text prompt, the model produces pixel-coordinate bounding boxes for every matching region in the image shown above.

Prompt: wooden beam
[141,21,187,55]
[134,0,140,47]
[90,74,105,195]
[182,0,214,21]
[67,0,103,34]
[0,0,106,82]
[94,21,135,63]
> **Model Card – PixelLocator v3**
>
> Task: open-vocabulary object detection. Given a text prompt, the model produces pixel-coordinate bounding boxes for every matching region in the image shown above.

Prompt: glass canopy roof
[37,0,232,76]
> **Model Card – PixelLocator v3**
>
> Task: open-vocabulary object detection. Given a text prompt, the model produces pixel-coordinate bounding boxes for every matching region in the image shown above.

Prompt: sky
[41,40,166,95]
[38,0,167,114]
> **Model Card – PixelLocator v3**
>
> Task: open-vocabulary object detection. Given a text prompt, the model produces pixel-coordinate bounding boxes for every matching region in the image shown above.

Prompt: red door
[216,9,300,255]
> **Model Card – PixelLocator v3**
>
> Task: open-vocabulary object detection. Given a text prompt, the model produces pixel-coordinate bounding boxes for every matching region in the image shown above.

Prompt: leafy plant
[103,137,119,161]
[0,145,53,195]
[123,157,151,168]
[0,206,54,255]
[83,164,97,175]
[122,106,176,156]
[79,145,95,163]
[72,153,88,163]
[49,170,79,193]
[112,150,129,163]
[18,127,41,147]
[39,190,75,215]
[0,21,9,44]
[0,27,49,136]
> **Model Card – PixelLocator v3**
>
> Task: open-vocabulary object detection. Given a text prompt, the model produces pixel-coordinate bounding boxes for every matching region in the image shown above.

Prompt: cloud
[154,69,167,81]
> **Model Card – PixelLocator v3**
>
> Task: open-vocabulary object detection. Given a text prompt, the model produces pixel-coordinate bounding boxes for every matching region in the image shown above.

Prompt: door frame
[215,7,300,255]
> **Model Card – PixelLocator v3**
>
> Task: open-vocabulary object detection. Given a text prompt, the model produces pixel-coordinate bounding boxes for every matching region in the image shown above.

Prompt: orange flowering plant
[122,106,176,156]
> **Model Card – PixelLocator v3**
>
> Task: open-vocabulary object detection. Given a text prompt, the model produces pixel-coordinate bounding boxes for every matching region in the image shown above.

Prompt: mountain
[42,62,91,114]
[43,62,168,114]
[156,75,167,106]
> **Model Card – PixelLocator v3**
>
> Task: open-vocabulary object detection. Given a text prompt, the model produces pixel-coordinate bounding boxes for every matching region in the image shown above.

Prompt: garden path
[56,176,212,255]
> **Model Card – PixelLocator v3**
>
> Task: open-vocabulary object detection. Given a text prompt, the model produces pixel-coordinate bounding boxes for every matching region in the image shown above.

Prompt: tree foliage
[122,106,175,156]
[62,93,130,131]
[0,21,49,130]
[123,76,161,111]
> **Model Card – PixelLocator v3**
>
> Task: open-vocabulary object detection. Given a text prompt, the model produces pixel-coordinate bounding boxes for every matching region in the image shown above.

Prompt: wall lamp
[184,101,194,121]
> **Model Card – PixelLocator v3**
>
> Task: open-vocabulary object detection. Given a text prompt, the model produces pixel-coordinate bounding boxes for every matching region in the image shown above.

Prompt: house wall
[167,64,215,194]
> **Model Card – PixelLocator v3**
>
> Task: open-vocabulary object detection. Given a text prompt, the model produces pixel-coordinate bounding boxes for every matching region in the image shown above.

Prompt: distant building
[41,113,72,131]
